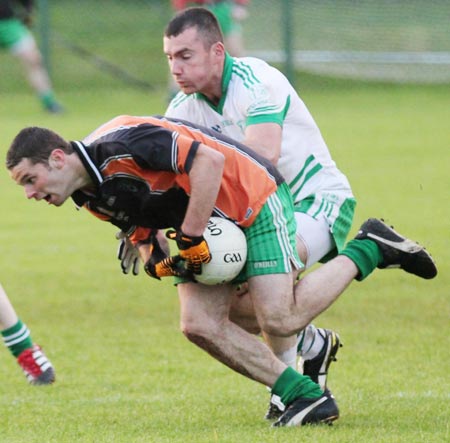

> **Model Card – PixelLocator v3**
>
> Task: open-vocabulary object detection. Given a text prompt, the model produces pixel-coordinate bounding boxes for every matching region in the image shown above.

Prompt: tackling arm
[243,122,283,166]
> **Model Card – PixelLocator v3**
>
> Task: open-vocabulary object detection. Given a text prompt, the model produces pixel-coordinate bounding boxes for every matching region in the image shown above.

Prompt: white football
[196,217,247,285]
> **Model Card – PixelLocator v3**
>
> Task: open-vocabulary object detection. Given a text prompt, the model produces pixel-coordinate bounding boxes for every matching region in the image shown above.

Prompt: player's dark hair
[6,127,73,169]
[165,7,224,48]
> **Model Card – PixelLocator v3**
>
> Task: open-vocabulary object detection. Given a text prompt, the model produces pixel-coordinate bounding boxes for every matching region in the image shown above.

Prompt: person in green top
[0,0,63,113]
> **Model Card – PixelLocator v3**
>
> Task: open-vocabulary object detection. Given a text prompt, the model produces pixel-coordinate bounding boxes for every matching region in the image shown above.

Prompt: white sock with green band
[298,325,325,360]
[1,319,33,357]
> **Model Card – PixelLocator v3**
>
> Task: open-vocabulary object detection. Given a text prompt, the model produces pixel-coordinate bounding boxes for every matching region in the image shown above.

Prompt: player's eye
[179,50,193,60]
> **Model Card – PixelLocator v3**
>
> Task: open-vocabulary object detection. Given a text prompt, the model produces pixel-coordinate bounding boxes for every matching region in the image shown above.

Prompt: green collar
[196,52,233,114]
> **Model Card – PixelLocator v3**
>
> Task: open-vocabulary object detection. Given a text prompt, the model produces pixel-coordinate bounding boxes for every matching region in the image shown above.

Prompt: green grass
[0,79,449,442]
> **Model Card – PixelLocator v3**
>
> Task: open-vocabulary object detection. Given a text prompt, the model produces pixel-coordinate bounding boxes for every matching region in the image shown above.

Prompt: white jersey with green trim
[166,55,353,205]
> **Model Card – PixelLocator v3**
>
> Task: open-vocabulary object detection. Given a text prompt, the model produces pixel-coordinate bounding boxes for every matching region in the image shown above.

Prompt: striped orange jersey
[72,115,284,243]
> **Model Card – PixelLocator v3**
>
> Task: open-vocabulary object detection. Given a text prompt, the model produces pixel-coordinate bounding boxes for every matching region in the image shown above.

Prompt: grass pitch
[0,79,448,442]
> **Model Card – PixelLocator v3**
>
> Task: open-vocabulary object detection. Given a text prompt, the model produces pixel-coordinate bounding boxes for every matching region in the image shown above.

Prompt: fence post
[282,0,294,87]
[37,0,51,76]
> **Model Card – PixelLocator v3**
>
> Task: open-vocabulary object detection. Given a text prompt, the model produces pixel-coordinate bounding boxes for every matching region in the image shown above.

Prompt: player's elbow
[207,149,225,174]
[196,144,225,172]
[266,151,280,166]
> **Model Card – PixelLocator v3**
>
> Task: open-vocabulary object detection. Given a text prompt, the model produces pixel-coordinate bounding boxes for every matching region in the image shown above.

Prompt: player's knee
[258,314,296,337]
[181,318,203,340]
[181,317,228,356]
[229,308,261,334]
[180,316,219,344]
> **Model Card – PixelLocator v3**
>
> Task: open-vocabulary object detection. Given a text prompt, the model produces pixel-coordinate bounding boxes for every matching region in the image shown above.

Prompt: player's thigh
[295,212,335,269]
[177,281,233,330]
[11,33,39,62]
[243,183,303,278]
[248,272,297,335]
[295,194,356,268]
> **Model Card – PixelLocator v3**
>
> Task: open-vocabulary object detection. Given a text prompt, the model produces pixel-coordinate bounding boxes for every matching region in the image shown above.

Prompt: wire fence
[2,0,449,96]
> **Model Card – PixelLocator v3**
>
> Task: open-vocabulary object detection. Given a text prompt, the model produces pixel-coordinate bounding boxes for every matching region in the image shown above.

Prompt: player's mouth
[176,79,191,88]
[44,194,52,204]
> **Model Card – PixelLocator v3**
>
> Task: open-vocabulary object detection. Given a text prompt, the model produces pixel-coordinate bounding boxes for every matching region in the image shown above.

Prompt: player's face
[164,27,224,96]
[10,155,72,207]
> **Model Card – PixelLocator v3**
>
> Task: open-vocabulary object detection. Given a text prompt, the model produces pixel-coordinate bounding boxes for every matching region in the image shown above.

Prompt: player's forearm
[244,140,279,165]
[181,144,224,237]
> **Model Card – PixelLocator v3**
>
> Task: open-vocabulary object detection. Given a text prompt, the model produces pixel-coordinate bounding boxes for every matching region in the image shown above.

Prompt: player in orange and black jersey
[77,115,284,244]
[7,116,436,427]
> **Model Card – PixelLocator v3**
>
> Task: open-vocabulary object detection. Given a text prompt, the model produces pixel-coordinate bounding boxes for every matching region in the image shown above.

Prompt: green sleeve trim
[246,95,290,127]
[246,112,283,126]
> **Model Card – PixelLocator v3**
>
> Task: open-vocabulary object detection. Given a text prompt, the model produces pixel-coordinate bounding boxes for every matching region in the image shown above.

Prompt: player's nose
[24,185,37,200]
[170,59,183,74]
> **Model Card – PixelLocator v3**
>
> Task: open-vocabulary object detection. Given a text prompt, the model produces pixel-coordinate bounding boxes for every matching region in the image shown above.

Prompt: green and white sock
[297,325,324,360]
[272,367,323,406]
[275,346,297,369]
[1,319,33,357]
[340,238,383,281]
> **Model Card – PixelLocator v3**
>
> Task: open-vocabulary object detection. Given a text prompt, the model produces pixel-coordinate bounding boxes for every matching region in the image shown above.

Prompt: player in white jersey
[163,8,355,418]
[167,55,355,256]
[164,6,355,417]
[165,11,355,265]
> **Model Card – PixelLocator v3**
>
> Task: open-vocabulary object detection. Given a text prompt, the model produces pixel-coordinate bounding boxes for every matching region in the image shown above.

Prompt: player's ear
[49,149,66,168]
[212,41,225,57]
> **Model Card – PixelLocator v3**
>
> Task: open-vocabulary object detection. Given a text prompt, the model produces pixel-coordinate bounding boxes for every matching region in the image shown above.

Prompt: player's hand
[17,7,34,28]
[166,230,211,274]
[142,233,193,280]
[144,254,193,280]
[116,231,140,275]
[22,14,33,27]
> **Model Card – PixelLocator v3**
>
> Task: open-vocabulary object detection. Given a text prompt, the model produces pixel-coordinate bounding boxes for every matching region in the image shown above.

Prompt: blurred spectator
[0,0,63,113]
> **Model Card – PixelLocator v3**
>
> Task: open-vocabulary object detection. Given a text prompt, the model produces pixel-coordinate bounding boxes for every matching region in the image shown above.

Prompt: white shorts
[294,192,356,269]
[295,212,335,269]
[10,33,35,55]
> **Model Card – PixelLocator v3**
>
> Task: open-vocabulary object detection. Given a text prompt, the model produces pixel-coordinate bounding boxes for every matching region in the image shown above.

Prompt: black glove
[166,230,211,274]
